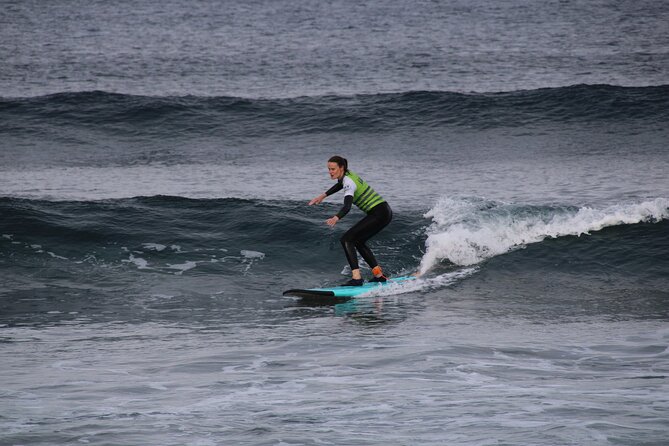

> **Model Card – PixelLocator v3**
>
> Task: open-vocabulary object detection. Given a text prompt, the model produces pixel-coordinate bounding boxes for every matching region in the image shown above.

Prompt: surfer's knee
[354,240,367,249]
[340,232,355,245]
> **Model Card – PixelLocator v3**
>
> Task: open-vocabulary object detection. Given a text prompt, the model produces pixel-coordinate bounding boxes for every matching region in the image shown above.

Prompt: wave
[2,85,667,138]
[419,197,669,272]
[0,196,424,279]
[2,196,668,282]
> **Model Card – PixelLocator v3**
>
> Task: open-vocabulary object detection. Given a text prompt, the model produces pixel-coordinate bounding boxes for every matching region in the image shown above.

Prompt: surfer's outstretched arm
[308,193,326,205]
[309,181,343,205]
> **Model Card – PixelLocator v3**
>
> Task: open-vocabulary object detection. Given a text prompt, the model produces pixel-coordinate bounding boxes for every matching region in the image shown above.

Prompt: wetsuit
[325,170,392,271]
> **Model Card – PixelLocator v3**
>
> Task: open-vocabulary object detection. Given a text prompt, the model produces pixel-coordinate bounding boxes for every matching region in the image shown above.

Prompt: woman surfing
[309,156,392,286]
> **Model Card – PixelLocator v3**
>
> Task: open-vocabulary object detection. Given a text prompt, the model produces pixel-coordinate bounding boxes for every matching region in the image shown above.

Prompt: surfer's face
[328,162,345,180]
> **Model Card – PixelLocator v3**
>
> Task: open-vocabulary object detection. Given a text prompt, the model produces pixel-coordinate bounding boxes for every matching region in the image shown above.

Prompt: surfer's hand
[326,216,339,227]
[309,193,326,206]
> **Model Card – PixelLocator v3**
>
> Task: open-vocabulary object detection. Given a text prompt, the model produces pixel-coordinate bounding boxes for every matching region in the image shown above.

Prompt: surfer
[309,156,392,286]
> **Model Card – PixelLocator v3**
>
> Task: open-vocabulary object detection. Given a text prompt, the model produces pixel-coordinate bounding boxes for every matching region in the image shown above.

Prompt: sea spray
[419,197,669,273]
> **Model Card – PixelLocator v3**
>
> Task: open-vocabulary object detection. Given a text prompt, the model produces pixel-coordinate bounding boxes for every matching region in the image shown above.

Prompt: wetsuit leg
[340,202,392,270]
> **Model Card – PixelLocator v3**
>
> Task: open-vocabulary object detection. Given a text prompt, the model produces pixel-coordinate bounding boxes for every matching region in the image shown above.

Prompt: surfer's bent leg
[340,202,392,270]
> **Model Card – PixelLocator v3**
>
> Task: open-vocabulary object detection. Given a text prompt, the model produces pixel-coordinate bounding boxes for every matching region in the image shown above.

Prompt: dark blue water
[1,1,669,445]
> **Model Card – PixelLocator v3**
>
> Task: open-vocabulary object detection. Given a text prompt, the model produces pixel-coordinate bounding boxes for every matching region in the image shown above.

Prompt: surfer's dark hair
[328,155,348,172]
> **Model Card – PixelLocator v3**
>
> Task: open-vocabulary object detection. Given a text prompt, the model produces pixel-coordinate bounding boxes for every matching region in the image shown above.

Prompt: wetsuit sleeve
[325,182,343,196]
[336,195,353,219]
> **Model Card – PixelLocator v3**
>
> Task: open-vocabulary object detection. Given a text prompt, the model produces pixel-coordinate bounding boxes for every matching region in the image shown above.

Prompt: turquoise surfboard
[283,276,416,300]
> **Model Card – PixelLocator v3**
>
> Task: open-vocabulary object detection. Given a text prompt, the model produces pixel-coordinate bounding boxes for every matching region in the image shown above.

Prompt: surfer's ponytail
[328,155,348,173]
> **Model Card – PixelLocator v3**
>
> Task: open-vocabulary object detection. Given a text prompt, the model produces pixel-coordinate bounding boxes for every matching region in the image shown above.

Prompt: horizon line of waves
[2,84,667,135]
[419,197,669,273]
[3,84,668,101]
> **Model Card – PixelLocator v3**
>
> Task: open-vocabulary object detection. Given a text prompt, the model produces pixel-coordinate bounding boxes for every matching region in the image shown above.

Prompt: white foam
[240,250,265,259]
[46,251,68,260]
[420,197,669,273]
[240,250,265,273]
[167,261,197,274]
[142,243,167,252]
[122,254,149,269]
[363,268,477,297]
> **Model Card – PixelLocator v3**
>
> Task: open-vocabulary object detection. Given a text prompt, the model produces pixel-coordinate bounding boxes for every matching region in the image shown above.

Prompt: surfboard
[283,276,416,300]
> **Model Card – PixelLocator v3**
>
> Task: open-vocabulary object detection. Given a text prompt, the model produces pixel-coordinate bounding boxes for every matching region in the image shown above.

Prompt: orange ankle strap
[372,266,383,276]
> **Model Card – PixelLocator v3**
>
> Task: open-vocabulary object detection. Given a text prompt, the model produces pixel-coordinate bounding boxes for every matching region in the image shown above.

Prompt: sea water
[1,1,668,445]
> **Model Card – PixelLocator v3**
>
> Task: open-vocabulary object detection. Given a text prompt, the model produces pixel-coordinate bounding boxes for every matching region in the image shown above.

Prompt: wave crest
[419,197,669,272]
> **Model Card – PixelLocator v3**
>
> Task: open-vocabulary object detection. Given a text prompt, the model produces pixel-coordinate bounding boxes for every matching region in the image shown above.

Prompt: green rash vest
[345,171,385,213]
[325,170,386,219]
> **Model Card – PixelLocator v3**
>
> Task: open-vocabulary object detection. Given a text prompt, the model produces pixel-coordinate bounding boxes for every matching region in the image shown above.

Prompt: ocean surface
[1,1,669,445]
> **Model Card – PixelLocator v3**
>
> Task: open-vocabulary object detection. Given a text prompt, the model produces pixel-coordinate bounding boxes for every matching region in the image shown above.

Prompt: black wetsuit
[325,178,392,271]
